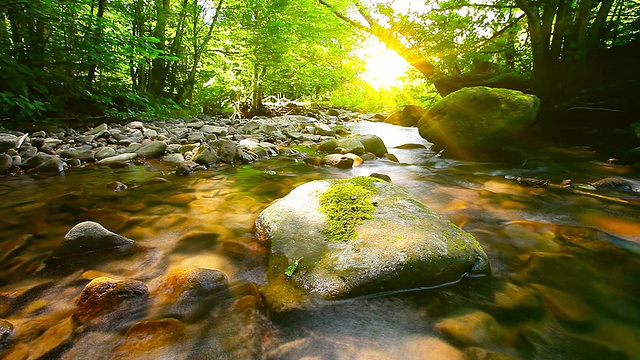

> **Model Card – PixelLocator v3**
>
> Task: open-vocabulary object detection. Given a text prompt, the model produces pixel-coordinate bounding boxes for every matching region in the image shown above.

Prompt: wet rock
[111,318,188,360]
[31,156,65,173]
[136,140,167,158]
[0,319,13,350]
[192,144,218,166]
[45,221,135,263]
[215,139,237,165]
[97,152,138,165]
[73,277,149,329]
[256,176,489,311]
[175,161,196,175]
[151,268,228,322]
[88,123,108,135]
[22,317,76,359]
[172,231,219,253]
[58,148,96,162]
[23,152,52,169]
[435,310,507,347]
[163,152,186,164]
[518,321,627,360]
[491,282,542,314]
[0,154,12,172]
[0,133,18,152]
[399,336,466,360]
[355,134,387,156]
[464,347,516,360]
[589,177,634,192]
[528,283,594,324]
[319,137,365,155]
[386,153,399,162]
[418,87,539,160]
[322,153,361,168]
[370,173,391,182]
[95,146,117,159]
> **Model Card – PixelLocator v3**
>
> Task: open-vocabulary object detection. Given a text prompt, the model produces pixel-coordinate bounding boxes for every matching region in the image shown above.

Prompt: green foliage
[319,177,381,242]
[327,70,440,113]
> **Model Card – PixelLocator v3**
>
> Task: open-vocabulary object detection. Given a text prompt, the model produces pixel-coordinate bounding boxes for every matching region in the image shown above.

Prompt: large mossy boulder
[255,176,490,311]
[417,86,540,160]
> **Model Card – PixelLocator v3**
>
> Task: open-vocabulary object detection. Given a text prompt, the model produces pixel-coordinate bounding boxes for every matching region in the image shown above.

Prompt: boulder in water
[45,221,135,265]
[73,276,149,330]
[255,176,490,311]
[417,86,540,160]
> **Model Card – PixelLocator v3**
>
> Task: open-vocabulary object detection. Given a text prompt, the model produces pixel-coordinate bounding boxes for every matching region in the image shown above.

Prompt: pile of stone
[0,110,388,176]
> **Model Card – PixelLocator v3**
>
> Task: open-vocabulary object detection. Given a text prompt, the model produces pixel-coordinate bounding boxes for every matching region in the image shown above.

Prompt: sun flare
[357,39,411,89]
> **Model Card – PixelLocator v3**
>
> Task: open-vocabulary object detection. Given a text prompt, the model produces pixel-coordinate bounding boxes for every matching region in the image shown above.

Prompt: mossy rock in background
[255,176,490,311]
[417,86,540,160]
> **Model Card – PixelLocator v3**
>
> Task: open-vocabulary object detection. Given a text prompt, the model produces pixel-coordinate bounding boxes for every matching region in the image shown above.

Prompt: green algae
[318,177,381,242]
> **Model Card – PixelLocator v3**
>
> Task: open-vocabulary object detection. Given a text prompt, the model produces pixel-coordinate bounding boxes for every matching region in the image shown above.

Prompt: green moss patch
[319,177,381,242]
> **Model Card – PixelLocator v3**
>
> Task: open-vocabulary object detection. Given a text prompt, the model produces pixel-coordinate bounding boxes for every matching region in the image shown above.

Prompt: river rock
[136,140,167,158]
[73,276,149,329]
[417,86,540,160]
[45,221,135,263]
[434,310,507,347]
[255,176,490,311]
[215,139,238,165]
[0,154,12,172]
[0,319,13,350]
[97,152,138,165]
[0,133,18,152]
[31,156,65,173]
[385,105,426,127]
[23,152,52,169]
[192,144,218,166]
[151,268,228,322]
[355,134,388,156]
[111,318,187,360]
[322,153,362,168]
[95,146,117,159]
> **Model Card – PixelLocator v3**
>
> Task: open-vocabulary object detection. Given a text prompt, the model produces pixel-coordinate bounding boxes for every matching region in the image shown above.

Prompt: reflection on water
[1,121,639,359]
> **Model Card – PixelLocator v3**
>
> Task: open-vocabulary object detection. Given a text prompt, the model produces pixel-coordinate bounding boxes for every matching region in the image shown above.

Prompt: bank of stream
[1,120,639,359]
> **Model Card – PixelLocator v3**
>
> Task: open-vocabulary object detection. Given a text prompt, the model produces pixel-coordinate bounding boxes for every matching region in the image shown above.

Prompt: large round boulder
[417,86,540,160]
[255,176,490,311]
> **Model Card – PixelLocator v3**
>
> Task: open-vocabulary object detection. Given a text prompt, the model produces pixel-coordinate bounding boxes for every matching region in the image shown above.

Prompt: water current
[1,121,639,359]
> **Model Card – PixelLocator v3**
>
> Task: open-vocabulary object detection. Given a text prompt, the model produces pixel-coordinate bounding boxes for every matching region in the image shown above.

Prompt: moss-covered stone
[417,86,539,160]
[319,177,381,242]
[255,176,490,311]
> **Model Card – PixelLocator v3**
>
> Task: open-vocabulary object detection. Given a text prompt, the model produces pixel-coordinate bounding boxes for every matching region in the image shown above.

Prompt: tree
[318,0,639,118]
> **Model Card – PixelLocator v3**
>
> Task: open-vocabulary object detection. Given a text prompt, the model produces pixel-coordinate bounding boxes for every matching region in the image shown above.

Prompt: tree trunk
[149,0,170,96]
[87,0,107,84]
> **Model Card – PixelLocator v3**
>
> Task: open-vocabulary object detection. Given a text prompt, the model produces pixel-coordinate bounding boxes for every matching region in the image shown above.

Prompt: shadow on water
[0,121,639,359]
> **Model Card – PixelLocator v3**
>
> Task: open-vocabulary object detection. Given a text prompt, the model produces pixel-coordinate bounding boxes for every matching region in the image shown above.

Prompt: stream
[1,121,639,359]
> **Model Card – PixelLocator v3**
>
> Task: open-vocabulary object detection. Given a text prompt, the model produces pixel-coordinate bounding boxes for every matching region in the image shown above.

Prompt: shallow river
[1,121,639,359]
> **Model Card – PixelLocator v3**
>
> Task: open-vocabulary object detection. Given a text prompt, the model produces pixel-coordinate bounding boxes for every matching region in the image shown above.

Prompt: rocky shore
[0,107,395,177]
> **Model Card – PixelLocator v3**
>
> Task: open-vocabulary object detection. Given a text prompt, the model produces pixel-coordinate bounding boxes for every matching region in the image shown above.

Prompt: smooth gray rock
[136,141,167,158]
[47,221,135,261]
[97,152,138,165]
[0,154,12,172]
[0,133,18,152]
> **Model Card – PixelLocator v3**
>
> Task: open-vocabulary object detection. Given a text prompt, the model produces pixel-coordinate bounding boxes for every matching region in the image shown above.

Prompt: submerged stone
[111,318,187,359]
[73,277,149,330]
[255,176,490,311]
[45,221,135,263]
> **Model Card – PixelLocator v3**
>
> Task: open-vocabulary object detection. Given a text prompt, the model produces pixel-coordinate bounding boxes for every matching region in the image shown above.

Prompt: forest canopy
[1,0,638,122]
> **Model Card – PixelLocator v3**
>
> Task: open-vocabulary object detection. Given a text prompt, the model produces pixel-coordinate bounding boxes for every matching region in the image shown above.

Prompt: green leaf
[285,257,303,277]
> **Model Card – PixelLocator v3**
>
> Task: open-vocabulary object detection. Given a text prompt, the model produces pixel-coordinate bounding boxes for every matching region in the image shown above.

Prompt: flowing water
[1,121,639,359]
